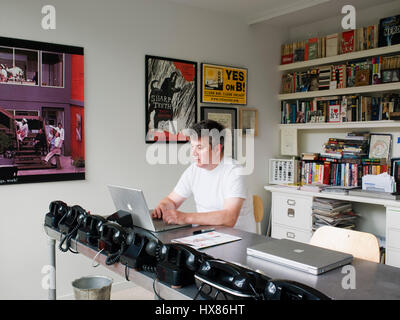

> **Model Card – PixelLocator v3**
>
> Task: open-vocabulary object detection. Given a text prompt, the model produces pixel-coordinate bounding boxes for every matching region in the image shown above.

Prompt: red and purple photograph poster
[0,37,85,185]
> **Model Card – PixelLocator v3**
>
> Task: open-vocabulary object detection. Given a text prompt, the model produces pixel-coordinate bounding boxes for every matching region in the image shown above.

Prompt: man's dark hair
[190,120,225,153]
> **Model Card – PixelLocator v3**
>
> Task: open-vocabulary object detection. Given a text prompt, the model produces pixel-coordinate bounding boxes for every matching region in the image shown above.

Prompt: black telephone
[77,214,108,248]
[97,221,133,265]
[264,279,330,300]
[156,243,213,287]
[58,205,88,253]
[194,259,270,300]
[44,200,69,229]
[120,226,166,272]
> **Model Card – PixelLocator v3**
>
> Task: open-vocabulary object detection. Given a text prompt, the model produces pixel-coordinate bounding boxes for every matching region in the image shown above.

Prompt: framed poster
[145,55,197,143]
[239,107,258,136]
[0,36,85,186]
[369,133,392,160]
[201,63,247,105]
[200,106,237,159]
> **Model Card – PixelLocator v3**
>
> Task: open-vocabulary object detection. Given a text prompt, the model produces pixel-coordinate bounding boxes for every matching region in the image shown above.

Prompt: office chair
[253,195,264,235]
[310,226,381,263]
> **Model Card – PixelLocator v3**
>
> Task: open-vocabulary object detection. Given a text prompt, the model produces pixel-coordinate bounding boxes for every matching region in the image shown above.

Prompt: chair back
[310,226,380,263]
[253,195,264,235]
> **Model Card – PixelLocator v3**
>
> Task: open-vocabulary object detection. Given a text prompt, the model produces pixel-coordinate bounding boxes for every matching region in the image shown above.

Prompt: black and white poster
[145,55,197,143]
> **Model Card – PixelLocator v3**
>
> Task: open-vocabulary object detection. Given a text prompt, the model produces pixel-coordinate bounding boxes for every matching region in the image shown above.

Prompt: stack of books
[312,198,359,230]
[321,135,369,160]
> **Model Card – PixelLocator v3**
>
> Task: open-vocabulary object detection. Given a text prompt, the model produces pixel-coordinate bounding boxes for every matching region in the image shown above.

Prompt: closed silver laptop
[107,185,191,232]
[247,238,353,275]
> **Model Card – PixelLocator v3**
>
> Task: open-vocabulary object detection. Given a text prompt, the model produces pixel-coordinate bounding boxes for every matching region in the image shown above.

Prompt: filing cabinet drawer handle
[286,232,295,239]
[287,208,295,218]
[287,199,296,206]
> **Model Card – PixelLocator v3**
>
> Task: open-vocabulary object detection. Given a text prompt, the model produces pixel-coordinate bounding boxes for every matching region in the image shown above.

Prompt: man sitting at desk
[152,120,256,233]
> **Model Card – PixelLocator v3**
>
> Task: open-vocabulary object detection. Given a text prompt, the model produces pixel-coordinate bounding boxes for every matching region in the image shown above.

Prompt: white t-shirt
[174,157,256,233]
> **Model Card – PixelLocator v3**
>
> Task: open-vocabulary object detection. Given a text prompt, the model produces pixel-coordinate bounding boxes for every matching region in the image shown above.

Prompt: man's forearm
[162,196,178,210]
[183,210,237,228]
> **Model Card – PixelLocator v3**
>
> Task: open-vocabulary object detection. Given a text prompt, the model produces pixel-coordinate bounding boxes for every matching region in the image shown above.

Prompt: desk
[265,184,400,268]
[44,225,400,300]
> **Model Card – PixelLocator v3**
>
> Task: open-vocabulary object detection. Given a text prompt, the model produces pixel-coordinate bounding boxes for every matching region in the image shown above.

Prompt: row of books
[280,14,400,65]
[300,159,389,187]
[301,161,361,187]
[281,25,379,64]
[280,94,400,124]
[312,198,358,230]
[280,55,400,94]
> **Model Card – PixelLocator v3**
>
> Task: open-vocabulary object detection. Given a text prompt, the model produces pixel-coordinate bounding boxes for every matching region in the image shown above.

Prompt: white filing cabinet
[386,207,400,267]
[271,192,313,243]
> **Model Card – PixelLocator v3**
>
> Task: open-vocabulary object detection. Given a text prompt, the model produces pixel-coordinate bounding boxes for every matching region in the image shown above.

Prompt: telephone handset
[77,215,108,247]
[97,221,133,265]
[120,226,166,272]
[44,200,69,229]
[194,259,270,300]
[264,279,330,300]
[155,243,213,287]
[58,205,88,253]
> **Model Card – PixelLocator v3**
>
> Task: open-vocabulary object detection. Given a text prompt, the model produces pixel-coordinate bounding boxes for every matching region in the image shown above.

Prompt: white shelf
[278,44,400,72]
[278,82,400,100]
[264,185,400,208]
[279,120,400,130]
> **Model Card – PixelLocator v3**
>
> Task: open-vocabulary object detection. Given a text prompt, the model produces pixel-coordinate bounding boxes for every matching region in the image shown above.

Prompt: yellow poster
[201,63,247,105]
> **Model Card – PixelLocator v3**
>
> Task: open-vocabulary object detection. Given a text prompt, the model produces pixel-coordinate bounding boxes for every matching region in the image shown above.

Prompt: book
[378,15,400,47]
[171,231,241,250]
[318,66,331,90]
[306,37,319,60]
[341,30,355,54]
[281,43,294,64]
[326,33,339,57]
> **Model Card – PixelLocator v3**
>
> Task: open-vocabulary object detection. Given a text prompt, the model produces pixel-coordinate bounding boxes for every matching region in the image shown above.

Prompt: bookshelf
[278,82,400,101]
[279,120,400,130]
[279,44,400,72]
[269,41,400,268]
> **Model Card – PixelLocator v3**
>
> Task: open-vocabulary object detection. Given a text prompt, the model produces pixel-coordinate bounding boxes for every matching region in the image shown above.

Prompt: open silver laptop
[107,185,191,232]
[247,239,353,275]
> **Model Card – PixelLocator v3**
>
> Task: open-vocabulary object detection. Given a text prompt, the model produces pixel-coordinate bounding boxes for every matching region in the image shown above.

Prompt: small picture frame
[200,106,237,159]
[355,69,370,86]
[382,70,393,83]
[392,69,400,82]
[328,104,341,122]
[239,107,258,136]
[369,133,392,160]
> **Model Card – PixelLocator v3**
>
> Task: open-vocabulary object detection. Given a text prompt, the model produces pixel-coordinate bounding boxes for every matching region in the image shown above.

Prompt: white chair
[310,226,381,263]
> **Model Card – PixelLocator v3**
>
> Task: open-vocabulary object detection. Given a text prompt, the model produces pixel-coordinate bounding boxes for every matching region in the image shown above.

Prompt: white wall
[288,1,400,238]
[0,0,286,299]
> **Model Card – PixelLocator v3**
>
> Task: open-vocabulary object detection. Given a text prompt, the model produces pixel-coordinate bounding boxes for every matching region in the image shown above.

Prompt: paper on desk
[171,231,241,249]
[362,172,395,193]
